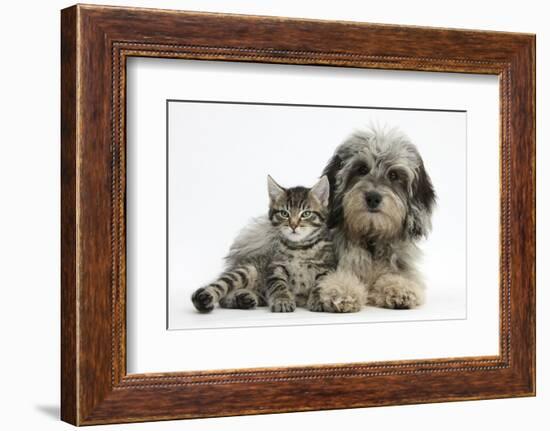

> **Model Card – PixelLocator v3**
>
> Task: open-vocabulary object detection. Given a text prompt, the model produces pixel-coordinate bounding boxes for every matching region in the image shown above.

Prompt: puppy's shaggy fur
[319,126,436,311]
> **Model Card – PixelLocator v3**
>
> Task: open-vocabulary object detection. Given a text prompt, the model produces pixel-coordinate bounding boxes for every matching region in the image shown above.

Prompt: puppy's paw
[381,286,423,309]
[312,271,366,313]
[371,274,425,309]
[328,295,362,313]
[270,297,296,313]
[307,297,326,312]
[191,287,215,312]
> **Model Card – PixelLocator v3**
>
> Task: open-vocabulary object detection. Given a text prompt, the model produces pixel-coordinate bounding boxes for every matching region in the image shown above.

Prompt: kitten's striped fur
[191,176,336,313]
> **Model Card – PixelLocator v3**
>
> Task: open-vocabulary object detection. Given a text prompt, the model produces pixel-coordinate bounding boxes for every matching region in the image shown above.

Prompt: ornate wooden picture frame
[61,4,535,425]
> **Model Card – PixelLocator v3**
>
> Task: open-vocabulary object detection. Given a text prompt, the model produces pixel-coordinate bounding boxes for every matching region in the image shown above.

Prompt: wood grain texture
[60,4,535,425]
[60,5,78,425]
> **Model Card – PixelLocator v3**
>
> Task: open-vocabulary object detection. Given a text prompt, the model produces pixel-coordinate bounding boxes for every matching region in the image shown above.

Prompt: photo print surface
[167,100,467,330]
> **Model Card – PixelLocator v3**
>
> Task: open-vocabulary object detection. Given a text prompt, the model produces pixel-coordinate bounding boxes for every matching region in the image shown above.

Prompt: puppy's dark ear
[321,155,343,228]
[327,197,344,229]
[322,155,342,188]
[407,161,436,239]
[414,161,436,213]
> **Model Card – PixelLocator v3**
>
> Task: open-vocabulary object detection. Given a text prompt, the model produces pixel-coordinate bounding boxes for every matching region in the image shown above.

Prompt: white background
[127,59,500,373]
[167,100,469,330]
[127,59,499,373]
[0,0,547,430]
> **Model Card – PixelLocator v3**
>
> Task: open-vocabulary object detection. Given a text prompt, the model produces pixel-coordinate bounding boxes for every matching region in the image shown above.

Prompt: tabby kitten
[191,176,336,313]
[261,175,335,312]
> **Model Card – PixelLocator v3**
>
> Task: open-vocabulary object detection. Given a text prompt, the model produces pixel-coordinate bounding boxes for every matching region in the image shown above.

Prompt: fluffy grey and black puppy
[311,126,436,312]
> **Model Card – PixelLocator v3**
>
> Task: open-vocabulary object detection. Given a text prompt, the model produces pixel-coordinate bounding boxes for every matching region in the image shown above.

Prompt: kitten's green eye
[279,210,290,218]
[301,211,312,219]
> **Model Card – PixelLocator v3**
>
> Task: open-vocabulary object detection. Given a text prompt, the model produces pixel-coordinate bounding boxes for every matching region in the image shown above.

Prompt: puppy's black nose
[365,191,382,210]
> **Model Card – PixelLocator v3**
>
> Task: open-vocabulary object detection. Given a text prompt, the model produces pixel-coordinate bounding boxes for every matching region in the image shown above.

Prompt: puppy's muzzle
[365,191,382,211]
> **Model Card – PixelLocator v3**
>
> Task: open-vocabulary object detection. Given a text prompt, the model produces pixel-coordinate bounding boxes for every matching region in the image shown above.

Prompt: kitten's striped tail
[191,264,258,312]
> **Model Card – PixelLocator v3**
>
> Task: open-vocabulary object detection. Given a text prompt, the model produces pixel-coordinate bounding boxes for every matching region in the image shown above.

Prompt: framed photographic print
[61,4,536,425]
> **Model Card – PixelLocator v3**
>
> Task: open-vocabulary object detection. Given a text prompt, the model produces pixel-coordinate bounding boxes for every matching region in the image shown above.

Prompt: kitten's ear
[310,175,330,208]
[267,175,286,203]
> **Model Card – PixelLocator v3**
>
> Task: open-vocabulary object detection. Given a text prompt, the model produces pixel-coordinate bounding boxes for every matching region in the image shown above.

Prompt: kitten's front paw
[270,298,296,313]
[191,287,215,312]
[235,290,258,309]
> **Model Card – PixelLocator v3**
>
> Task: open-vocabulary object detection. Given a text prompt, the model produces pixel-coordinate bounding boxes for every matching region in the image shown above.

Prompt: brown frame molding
[61,4,535,425]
